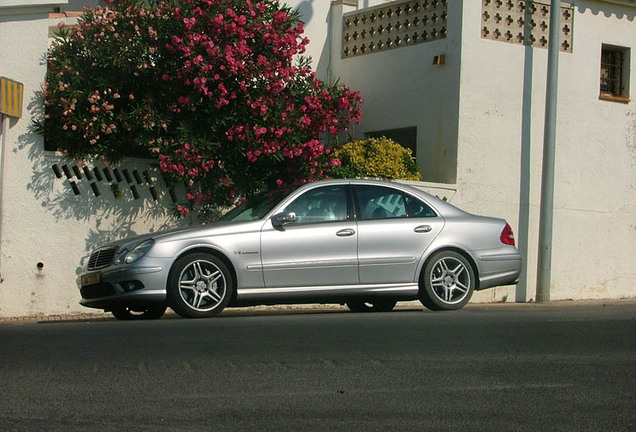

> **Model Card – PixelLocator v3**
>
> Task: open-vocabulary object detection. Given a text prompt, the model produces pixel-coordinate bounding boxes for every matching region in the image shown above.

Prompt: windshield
[217,187,293,222]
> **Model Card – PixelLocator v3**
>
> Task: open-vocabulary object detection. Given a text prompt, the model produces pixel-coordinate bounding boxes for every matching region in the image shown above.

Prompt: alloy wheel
[178,259,228,312]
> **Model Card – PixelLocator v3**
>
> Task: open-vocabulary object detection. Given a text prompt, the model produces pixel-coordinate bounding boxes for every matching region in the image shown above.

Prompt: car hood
[108,220,262,251]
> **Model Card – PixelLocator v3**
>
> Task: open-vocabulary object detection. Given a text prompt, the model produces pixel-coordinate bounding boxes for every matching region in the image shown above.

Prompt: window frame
[281,185,352,225]
[352,185,437,221]
[599,44,631,103]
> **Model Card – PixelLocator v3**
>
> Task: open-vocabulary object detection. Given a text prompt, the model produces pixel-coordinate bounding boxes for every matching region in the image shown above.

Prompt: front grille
[80,283,116,299]
[87,247,117,270]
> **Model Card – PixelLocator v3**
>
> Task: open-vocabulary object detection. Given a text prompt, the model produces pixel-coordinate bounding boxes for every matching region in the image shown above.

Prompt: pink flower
[42,0,365,218]
[177,205,190,216]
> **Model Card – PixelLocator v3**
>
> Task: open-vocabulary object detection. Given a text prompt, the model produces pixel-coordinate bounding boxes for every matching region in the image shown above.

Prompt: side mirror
[271,212,296,229]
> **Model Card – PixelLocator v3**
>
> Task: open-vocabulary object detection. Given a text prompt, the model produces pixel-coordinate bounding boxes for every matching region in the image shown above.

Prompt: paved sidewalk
[1,298,634,325]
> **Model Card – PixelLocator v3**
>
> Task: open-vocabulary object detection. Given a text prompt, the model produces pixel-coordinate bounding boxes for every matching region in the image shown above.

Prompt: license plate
[81,272,101,287]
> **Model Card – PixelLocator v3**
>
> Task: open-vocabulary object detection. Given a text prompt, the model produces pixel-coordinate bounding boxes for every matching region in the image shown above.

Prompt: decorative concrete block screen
[342,0,449,58]
[481,0,574,52]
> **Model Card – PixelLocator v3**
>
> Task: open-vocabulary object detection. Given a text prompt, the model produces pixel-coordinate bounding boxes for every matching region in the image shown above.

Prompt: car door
[353,184,444,284]
[260,184,359,288]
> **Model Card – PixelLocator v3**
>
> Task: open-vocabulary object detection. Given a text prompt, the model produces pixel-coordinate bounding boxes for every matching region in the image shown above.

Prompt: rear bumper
[476,249,523,290]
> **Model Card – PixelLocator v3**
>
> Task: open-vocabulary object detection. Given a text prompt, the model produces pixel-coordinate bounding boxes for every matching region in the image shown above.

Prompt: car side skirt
[233,283,419,306]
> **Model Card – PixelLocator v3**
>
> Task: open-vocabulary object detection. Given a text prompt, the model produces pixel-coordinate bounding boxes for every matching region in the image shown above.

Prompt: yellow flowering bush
[332,137,421,180]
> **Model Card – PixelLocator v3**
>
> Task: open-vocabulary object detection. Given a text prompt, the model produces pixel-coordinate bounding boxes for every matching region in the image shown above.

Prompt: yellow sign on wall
[0,77,24,119]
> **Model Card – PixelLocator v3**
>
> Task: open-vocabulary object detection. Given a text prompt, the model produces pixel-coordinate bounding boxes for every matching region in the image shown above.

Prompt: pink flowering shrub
[36,0,362,216]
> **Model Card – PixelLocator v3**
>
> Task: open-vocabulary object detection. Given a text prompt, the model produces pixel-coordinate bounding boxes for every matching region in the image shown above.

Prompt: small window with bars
[600,45,630,102]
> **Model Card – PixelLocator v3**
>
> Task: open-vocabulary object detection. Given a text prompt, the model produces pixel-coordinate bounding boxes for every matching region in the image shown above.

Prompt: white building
[322,0,636,303]
[0,0,634,318]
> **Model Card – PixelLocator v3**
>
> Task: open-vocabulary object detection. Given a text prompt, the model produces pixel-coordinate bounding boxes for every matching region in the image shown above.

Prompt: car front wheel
[419,251,475,311]
[167,253,234,318]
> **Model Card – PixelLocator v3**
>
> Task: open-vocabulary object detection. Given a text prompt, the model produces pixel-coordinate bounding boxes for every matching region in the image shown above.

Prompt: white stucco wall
[1,3,65,317]
[548,1,635,300]
[0,2,188,318]
[454,0,636,302]
[287,0,333,79]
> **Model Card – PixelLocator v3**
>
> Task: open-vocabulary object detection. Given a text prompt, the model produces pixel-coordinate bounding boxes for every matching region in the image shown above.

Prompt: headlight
[124,239,155,264]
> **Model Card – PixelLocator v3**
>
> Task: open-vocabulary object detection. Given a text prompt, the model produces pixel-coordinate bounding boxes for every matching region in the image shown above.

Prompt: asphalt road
[0,302,634,431]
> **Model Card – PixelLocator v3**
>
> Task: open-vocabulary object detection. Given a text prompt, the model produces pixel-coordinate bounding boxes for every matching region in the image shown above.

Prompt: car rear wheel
[419,251,475,311]
[346,299,398,312]
[167,253,234,318]
[111,304,167,320]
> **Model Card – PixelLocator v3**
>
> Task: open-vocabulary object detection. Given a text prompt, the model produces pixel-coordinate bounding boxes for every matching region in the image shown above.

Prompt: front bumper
[78,263,169,310]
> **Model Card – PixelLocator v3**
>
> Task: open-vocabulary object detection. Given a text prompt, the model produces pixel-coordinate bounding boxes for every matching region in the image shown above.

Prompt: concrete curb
[1,298,635,325]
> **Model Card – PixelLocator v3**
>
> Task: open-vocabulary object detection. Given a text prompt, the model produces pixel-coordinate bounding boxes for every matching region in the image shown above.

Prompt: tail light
[500,223,516,246]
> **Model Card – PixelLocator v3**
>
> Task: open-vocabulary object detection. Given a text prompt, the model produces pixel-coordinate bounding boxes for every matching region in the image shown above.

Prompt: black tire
[419,250,475,311]
[111,304,167,320]
[167,253,234,318]
[346,299,398,313]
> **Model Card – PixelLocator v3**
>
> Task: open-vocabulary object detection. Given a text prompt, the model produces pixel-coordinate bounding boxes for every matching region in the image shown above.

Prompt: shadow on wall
[293,0,337,83]
[300,0,332,82]
[576,2,635,21]
[294,0,314,23]
[18,92,189,274]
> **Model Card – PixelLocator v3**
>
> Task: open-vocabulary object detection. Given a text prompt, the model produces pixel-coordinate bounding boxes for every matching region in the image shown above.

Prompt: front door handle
[336,228,356,237]
[414,225,432,233]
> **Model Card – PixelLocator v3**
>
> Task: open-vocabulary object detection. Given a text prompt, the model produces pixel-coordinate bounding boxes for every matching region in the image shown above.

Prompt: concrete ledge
[1,0,67,8]
[49,10,82,18]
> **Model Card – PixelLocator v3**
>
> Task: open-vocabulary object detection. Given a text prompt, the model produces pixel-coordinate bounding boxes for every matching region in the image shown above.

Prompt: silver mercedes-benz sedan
[78,179,522,319]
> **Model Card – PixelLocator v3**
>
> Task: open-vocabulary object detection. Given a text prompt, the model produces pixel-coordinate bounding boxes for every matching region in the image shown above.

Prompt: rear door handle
[414,225,432,233]
[336,228,356,237]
